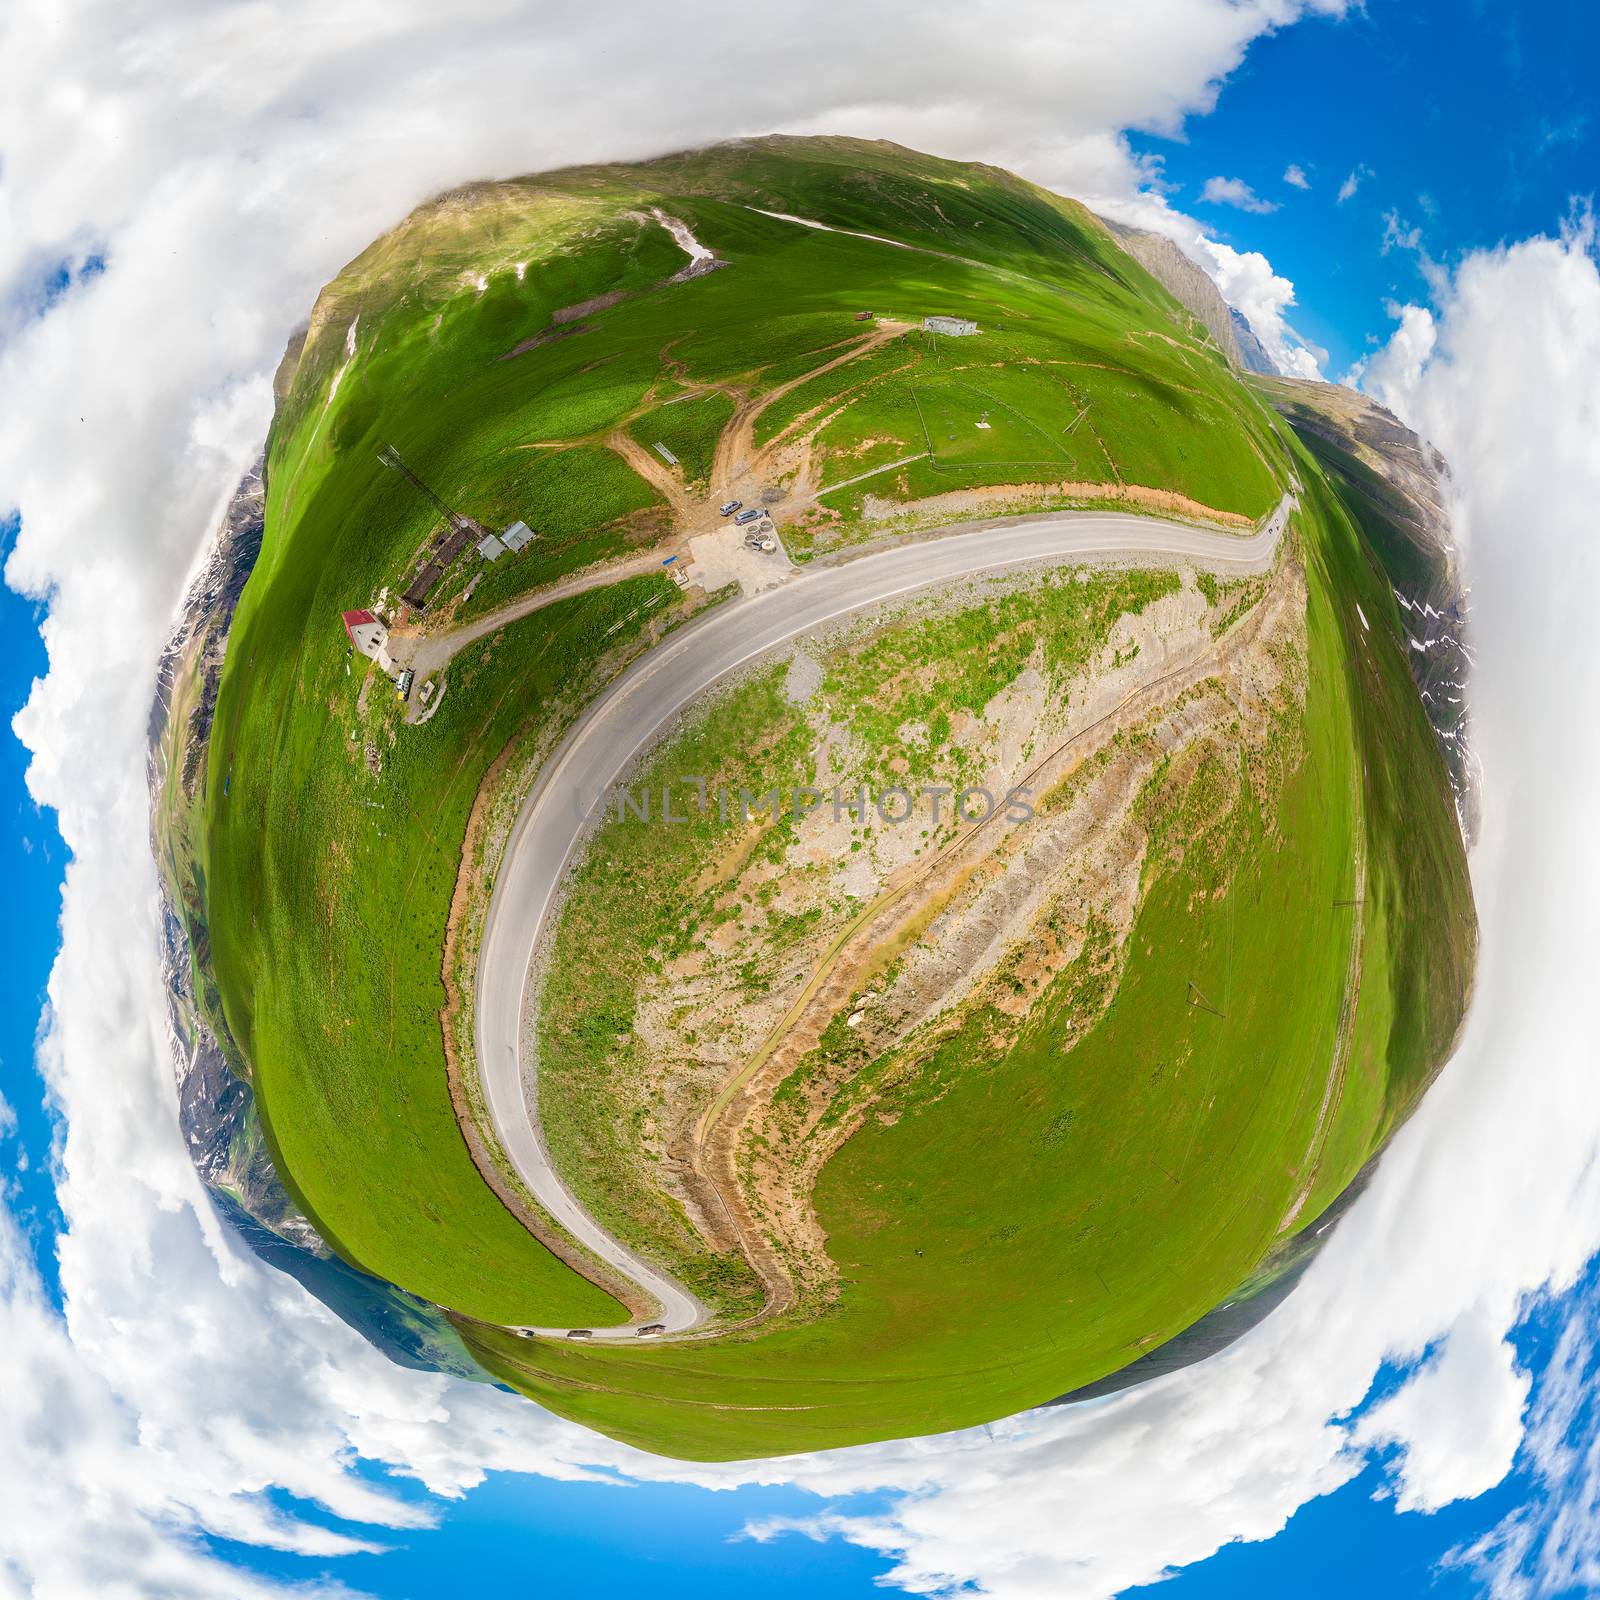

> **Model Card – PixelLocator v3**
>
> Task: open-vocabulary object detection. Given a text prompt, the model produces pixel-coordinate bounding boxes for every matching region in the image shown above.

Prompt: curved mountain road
[477,499,1290,1340]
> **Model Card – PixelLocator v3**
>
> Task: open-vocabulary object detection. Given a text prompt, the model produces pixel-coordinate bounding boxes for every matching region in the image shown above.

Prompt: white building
[341,609,391,669]
[476,533,507,562]
[502,520,536,553]
[924,315,979,336]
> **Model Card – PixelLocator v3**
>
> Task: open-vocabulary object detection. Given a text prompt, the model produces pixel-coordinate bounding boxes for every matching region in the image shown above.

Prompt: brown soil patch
[861,478,1254,530]
[660,548,1309,1321]
[501,322,589,362]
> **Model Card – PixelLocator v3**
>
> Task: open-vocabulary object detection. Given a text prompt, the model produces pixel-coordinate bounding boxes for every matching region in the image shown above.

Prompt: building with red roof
[342,609,391,669]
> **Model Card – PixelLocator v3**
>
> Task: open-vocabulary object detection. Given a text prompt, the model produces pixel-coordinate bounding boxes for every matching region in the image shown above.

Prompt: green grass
[196,135,1473,1457]
[753,339,914,449]
[1063,359,1280,512]
[205,572,682,1324]
[778,328,1277,520]
[912,374,1066,466]
[540,671,810,1319]
[626,391,735,485]
[537,566,1185,1319]
[807,367,930,491]
[462,461,1473,1460]
[441,445,666,620]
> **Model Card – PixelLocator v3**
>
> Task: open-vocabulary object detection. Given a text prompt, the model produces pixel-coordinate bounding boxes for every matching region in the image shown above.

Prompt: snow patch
[650,206,713,265]
[749,206,914,255]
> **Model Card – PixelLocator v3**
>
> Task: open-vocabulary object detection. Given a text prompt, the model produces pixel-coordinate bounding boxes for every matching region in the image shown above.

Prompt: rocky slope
[1229,305,1279,375]
[1254,375,1477,838]
[1103,219,1279,376]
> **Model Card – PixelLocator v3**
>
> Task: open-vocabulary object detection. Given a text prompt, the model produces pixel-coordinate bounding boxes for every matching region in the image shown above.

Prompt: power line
[377,444,474,531]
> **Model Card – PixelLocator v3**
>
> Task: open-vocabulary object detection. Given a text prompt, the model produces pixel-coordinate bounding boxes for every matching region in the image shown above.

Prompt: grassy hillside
[537,564,1187,1323]
[205,578,676,1324]
[199,136,1474,1452]
[461,431,1475,1458]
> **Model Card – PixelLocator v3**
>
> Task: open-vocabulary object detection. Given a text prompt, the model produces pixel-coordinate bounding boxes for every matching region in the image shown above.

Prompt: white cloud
[1200,174,1280,212]
[1342,299,1435,391]
[1381,208,1424,256]
[1202,237,1327,375]
[1443,1277,1600,1599]
[1337,164,1371,203]
[1089,178,1327,376]
[44,3,1600,1599]
[1284,162,1311,189]
[1352,1313,1531,1513]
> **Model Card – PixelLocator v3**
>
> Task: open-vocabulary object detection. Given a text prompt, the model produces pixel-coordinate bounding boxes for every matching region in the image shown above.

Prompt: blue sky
[1131,0,1600,376]
[226,1479,905,1597]
[2,1,1597,1596]
[0,517,65,1303]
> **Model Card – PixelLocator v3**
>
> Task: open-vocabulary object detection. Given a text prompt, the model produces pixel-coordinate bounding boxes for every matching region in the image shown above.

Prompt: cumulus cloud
[1200,174,1280,212]
[1342,298,1435,391]
[26,3,1600,1598]
[1090,167,1326,376]
[1445,1274,1600,1599]
[1202,237,1326,375]
[1352,1313,1531,1513]
[1284,162,1311,189]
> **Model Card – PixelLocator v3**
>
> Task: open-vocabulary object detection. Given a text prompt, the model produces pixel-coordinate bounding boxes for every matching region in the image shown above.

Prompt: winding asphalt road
[476,499,1290,1340]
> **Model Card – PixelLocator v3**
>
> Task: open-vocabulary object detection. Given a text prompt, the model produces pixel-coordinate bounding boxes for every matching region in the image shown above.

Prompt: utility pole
[377,445,479,535]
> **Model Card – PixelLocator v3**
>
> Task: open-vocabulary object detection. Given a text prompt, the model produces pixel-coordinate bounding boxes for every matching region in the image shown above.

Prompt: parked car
[637,1324,666,1338]
[565,1328,593,1341]
[735,507,761,524]
[719,499,742,516]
